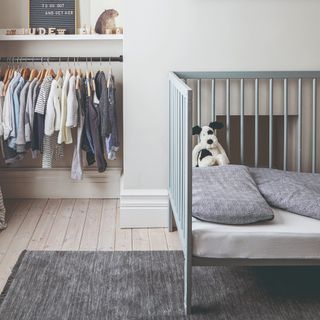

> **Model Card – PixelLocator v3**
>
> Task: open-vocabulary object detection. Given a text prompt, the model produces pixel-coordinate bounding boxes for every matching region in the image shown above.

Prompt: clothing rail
[0,56,124,63]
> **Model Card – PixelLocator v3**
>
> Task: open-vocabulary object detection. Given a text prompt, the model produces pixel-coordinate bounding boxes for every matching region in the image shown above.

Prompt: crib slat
[179,91,182,221]
[240,79,244,164]
[297,78,302,172]
[197,79,201,126]
[269,78,273,168]
[173,89,179,205]
[226,79,230,155]
[255,79,259,167]
[169,81,172,191]
[212,79,216,121]
[312,78,317,173]
[283,78,288,171]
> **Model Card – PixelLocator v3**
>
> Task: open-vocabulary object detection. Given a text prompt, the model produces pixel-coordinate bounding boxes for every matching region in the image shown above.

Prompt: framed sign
[29,0,76,34]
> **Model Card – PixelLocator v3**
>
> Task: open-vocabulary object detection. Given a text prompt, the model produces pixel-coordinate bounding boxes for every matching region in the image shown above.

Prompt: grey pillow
[192,165,274,225]
[250,168,320,220]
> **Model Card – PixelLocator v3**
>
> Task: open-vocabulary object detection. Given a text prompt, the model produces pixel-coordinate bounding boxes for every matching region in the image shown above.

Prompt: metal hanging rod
[0,56,123,63]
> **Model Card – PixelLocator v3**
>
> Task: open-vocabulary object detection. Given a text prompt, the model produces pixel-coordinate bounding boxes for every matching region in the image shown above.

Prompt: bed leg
[184,256,192,315]
[168,200,175,232]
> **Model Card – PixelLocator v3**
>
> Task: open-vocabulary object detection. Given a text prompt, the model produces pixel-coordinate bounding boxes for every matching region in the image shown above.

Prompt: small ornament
[80,25,88,35]
[115,27,123,35]
[95,9,119,34]
[6,29,17,35]
[57,29,66,35]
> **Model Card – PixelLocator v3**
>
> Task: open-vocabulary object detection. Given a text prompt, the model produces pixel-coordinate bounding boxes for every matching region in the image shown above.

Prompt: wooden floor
[0,198,181,292]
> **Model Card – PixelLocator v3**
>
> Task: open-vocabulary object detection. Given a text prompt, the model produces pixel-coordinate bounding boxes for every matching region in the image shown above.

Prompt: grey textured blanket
[250,168,320,220]
[0,187,6,230]
[192,165,274,225]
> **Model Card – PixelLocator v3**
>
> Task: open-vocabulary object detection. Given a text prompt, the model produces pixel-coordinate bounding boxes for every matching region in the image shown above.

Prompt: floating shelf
[0,34,123,41]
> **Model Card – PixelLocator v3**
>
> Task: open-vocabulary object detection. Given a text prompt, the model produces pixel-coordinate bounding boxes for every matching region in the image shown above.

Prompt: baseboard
[120,189,168,228]
[0,168,121,199]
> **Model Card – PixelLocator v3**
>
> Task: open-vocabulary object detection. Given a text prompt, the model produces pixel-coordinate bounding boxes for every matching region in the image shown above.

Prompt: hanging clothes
[66,74,78,128]
[0,81,5,159]
[0,81,4,138]
[95,70,119,161]
[32,75,53,153]
[9,75,25,149]
[3,72,20,141]
[0,59,120,178]
[58,70,72,145]
[24,77,37,147]
[81,77,96,167]
[106,71,119,160]
[87,76,107,172]
[71,75,85,180]
[16,80,31,153]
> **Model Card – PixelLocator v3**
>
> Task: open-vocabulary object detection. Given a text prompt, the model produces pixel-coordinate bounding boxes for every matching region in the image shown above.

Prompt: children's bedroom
[0,0,320,319]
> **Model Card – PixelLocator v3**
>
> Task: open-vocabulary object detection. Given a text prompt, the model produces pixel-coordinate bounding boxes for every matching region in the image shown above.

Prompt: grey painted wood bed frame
[168,71,320,314]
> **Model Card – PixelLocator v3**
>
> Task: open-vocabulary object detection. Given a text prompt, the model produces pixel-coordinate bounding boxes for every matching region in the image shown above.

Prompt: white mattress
[192,208,320,259]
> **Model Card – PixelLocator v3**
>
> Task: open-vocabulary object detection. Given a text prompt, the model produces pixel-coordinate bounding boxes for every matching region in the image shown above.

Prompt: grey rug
[1,251,320,320]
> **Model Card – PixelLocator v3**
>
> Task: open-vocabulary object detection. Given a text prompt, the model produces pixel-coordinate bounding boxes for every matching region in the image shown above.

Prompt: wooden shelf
[0,34,123,41]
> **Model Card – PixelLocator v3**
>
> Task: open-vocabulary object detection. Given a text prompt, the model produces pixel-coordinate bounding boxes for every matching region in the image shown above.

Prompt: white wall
[121,0,320,225]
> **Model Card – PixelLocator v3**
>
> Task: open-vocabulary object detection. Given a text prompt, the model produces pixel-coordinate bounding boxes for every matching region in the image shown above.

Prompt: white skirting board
[120,189,169,228]
[0,168,121,199]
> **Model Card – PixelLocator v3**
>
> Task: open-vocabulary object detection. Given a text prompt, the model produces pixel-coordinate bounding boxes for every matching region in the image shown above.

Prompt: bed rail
[168,72,192,255]
[168,72,193,312]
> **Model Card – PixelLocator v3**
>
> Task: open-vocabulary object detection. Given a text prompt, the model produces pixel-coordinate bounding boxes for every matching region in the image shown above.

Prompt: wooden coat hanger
[55,57,63,81]
[85,58,91,97]
[29,58,38,81]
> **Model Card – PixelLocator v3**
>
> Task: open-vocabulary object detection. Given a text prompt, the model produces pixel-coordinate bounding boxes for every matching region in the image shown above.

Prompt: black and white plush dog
[192,122,230,167]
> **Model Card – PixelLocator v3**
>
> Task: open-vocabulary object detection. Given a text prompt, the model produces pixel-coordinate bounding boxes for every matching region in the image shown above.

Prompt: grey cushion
[250,168,320,221]
[192,165,274,225]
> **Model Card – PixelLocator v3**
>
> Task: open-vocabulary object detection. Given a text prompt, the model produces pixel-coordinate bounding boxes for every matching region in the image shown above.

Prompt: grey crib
[168,71,320,314]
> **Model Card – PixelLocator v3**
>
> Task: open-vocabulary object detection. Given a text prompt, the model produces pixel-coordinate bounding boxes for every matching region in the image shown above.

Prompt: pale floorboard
[115,205,132,251]
[97,199,117,251]
[61,199,89,251]
[164,229,182,251]
[79,199,103,251]
[0,198,181,293]
[149,229,168,251]
[44,199,75,251]
[132,229,150,251]
[28,199,62,251]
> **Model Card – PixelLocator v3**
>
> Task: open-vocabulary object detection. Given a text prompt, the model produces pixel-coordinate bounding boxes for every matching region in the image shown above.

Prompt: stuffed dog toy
[192,122,230,167]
